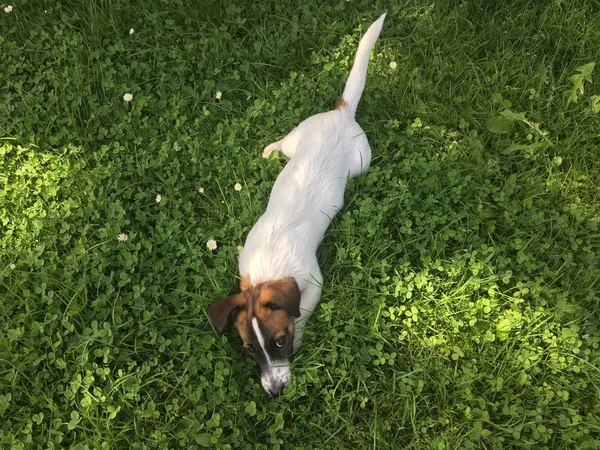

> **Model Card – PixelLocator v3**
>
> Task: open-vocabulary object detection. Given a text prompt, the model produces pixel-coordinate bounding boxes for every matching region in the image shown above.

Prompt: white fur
[252,317,291,394]
[343,13,387,115]
[252,317,271,365]
[239,14,386,365]
[261,361,291,396]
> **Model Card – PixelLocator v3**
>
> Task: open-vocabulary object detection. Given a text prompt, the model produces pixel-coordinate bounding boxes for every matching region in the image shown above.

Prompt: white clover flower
[123,93,133,102]
[198,187,205,194]
[206,239,217,251]
[237,245,244,254]
[4,5,13,13]
[129,28,134,35]
[9,263,16,270]
[215,91,222,100]
[234,183,242,192]
[117,233,129,242]
[155,194,162,203]
[389,61,397,70]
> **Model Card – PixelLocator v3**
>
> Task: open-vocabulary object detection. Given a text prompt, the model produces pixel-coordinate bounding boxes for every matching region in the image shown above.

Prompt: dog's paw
[262,140,282,158]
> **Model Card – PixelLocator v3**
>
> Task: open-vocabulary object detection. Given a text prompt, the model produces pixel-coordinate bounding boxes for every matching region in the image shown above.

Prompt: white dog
[208,13,386,396]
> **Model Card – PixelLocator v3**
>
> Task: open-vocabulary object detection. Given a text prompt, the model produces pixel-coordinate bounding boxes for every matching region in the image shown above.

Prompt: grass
[1,0,600,448]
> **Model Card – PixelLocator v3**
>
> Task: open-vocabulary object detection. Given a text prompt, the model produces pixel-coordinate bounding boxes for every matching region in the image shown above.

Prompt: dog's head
[207,277,301,396]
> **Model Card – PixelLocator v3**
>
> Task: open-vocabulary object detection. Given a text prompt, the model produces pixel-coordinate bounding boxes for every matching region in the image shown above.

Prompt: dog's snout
[266,382,286,397]
[262,376,288,396]
[261,364,291,396]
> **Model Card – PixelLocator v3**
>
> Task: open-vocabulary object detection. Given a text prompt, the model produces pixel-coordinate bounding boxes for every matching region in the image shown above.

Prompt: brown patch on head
[336,98,348,110]
[208,277,300,361]
[258,278,301,317]
[228,277,300,358]
[232,305,251,345]
[253,301,295,343]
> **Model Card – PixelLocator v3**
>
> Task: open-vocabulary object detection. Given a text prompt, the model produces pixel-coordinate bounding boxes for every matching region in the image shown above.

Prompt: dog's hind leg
[347,134,372,178]
[262,126,301,159]
[262,139,284,158]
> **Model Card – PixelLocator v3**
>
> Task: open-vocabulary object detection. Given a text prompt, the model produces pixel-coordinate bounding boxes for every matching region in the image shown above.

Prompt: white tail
[340,13,386,116]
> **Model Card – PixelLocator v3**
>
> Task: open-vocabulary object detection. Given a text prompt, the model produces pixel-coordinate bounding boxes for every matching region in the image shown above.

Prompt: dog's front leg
[293,281,322,354]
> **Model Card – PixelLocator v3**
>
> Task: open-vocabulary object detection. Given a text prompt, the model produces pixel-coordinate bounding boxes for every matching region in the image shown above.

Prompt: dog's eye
[275,338,285,348]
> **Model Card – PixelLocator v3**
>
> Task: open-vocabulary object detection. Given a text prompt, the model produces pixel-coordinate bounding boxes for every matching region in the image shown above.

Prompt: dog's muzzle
[261,361,291,396]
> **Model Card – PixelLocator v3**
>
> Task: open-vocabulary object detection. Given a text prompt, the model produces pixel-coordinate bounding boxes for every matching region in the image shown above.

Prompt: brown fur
[240,276,251,292]
[206,294,245,334]
[233,278,299,347]
[336,98,348,110]
[208,277,300,350]
[235,300,292,348]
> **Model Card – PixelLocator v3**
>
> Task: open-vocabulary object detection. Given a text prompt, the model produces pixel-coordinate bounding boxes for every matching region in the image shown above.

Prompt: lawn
[1,0,600,448]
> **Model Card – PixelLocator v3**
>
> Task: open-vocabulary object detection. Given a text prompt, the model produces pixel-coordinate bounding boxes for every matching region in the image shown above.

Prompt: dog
[208,13,386,396]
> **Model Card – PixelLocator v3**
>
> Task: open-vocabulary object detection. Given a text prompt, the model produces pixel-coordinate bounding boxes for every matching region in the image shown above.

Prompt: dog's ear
[260,277,301,317]
[207,294,245,334]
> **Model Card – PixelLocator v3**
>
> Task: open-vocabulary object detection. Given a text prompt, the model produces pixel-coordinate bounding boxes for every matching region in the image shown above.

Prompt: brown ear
[207,294,245,334]
[260,277,301,317]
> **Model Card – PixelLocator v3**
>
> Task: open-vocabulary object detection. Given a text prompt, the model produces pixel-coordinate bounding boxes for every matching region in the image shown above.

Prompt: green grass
[1,0,600,448]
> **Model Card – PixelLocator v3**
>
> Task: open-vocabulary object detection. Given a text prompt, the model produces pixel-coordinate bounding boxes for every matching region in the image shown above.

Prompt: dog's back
[240,112,368,284]
[240,14,386,286]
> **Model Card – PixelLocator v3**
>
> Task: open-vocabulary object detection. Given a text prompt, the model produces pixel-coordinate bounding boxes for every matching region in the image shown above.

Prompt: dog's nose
[267,382,286,397]
[262,376,288,396]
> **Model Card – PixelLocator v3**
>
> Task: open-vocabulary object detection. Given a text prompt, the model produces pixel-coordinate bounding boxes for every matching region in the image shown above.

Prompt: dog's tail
[338,13,386,116]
